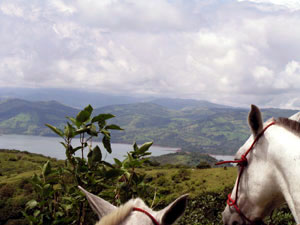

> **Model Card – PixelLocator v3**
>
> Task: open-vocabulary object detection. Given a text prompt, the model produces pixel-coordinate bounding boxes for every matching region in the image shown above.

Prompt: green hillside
[96,104,298,154]
[0,99,78,135]
[149,151,218,167]
[0,99,298,155]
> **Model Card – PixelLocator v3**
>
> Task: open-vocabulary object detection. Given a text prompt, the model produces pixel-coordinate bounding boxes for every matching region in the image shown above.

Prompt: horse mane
[95,201,134,225]
[275,117,300,135]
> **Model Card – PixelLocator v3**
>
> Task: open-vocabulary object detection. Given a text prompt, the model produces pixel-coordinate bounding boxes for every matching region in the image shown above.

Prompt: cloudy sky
[1,0,300,108]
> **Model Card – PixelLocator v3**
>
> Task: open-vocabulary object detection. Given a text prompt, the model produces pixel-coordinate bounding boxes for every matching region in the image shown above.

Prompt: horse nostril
[232,221,239,225]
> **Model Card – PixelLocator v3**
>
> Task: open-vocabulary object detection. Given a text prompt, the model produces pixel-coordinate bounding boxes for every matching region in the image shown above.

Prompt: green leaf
[42,160,51,177]
[88,145,102,166]
[63,204,72,211]
[105,124,123,130]
[74,127,89,135]
[32,173,42,184]
[87,150,93,166]
[128,159,141,168]
[127,152,134,162]
[76,110,91,123]
[114,158,122,167]
[142,152,151,156]
[101,161,114,168]
[87,124,98,136]
[26,200,38,210]
[56,211,65,217]
[101,129,110,138]
[92,145,102,162]
[138,142,153,154]
[84,105,93,114]
[64,122,75,138]
[102,135,112,153]
[66,116,81,128]
[33,210,40,217]
[91,114,115,123]
[45,124,64,137]
[69,145,86,154]
[105,168,123,178]
[133,142,138,152]
[132,172,139,183]
[60,142,67,149]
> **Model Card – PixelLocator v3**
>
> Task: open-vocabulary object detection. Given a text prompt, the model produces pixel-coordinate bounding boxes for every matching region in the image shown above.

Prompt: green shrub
[24,105,154,224]
[196,161,211,169]
[172,168,191,183]
[156,172,165,178]
[8,157,17,162]
[156,176,169,186]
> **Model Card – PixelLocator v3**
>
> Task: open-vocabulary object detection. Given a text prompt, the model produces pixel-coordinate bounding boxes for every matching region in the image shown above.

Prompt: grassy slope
[146,167,236,199]
[0,150,294,225]
[0,149,235,194]
[0,150,236,224]
[0,149,63,184]
[0,150,65,225]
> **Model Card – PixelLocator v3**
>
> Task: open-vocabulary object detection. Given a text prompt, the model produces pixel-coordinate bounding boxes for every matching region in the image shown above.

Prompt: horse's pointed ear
[289,112,300,122]
[158,194,188,225]
[78,186,116,219]
[248,104,263,136]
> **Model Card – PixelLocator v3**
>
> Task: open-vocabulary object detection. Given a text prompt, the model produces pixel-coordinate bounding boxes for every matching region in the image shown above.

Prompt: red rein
[133,207,161,225]
[216,121,276,223]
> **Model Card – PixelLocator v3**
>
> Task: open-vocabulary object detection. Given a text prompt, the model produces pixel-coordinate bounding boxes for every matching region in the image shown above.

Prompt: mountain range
[0,96,298,155]
[0,87,143,108]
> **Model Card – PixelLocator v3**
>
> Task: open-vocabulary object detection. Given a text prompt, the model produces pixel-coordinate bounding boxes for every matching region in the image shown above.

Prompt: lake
[0,134,179,163]
[210,154,234,161]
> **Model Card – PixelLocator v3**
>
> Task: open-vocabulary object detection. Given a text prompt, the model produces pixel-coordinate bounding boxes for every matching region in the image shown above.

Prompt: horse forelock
[276,117,300,136]
[95,201,134,225]
[95,198,150,225]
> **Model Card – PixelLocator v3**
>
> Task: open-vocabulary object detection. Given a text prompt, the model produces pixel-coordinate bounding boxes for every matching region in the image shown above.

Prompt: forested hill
[0,98,298,155]
[0,98,77,135]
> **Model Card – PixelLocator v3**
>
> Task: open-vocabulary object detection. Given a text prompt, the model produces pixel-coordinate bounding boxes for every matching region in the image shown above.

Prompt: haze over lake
[0,134,179,163]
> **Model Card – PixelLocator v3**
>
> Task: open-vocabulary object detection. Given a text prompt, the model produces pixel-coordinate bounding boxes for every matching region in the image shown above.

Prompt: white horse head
[222,105,300,225]
[79,186,188,225]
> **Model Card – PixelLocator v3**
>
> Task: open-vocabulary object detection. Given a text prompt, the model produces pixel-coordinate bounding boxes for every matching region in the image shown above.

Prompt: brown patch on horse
[276,117,300,135]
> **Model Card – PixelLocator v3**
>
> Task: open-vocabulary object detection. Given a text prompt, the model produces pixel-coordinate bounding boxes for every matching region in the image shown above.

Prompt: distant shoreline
[0,133,181,152]
[210,154,234,161]
[111,142,181,152]
[0,134,179,162]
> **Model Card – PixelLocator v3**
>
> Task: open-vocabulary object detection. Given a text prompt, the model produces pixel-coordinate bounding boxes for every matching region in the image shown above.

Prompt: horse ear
[158,194,188,225]
[289,112,300,122]
[248,104,263,136]
[78,186,116,219]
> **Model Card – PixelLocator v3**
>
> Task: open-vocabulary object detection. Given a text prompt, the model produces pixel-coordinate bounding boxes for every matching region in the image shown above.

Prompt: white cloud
[51,0,76,15]
[1,0,300,108]
[74,0,187,32]
[0,3,24,17]
[238,0,300,11]
[285,61,300,76]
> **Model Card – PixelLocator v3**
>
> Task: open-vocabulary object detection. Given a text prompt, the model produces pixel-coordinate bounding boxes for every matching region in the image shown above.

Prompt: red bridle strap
[216,121,276,223]
[133,207,161,225]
